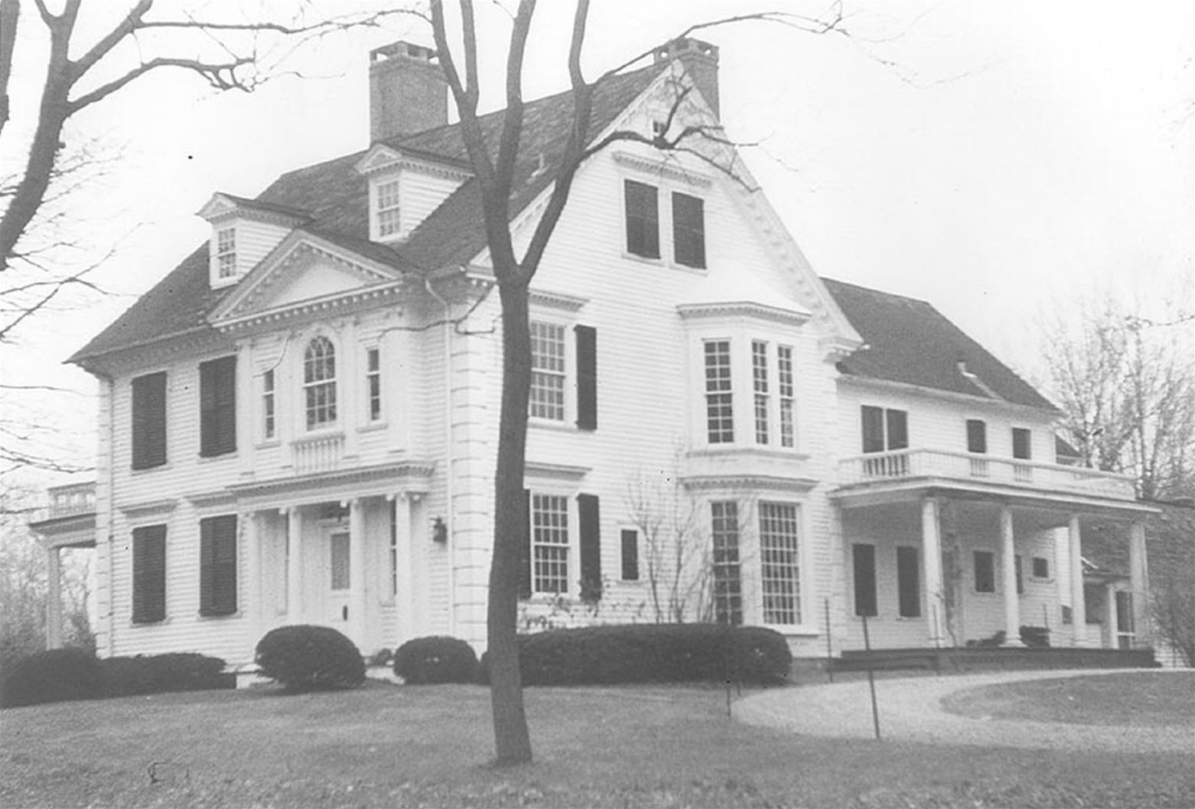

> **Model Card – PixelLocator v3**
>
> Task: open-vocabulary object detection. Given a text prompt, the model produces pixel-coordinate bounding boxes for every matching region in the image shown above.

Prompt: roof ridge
[820,276,935,307]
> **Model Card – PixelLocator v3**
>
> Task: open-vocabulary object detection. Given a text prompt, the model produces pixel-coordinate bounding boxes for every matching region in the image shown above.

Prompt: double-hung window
[624,180,660,258]
[704,340,734,443]
[759,502,801,625]
[304,336,337,429]
[861,406,909,453]
[531,493,569,594]
[752,340,770,445]
[778,345,795,448]
[262,369,276,440]
[710,501,742,625]
[376,179,401,238]
[366,347,382,422]
[672,192,706,268]
[966,419,989,477]
[199,356,236,457]
[530,322,566,422]
[215,227,236,278]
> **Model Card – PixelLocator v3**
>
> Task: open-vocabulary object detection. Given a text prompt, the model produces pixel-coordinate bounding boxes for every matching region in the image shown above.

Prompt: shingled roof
[822,278,1057,411]
[70,63,665,365]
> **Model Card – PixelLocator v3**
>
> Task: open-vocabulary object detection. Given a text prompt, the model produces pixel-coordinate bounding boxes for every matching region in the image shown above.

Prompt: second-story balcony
[837,448,1137,504]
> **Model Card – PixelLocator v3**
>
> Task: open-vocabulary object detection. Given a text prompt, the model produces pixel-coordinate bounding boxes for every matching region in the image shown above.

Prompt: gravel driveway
[735,668,1195,754]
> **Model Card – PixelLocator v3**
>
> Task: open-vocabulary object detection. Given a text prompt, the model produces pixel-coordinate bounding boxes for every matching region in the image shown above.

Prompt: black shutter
[624,180,660,258]
[852,543,877,617]
[200,356,237,457]
[896,546,921,618]
[620,529,639,581]
[1012,428,1032,460]
[518,489,532,599]
[861,406,884,453]
[132,524,167,623]
[672,192,706,268]
[886,409,909,450]
[200,515,238,616]
[131,372,167,470]
[575,325,597,431]
[578,494,601,599]
[967,419,987,454]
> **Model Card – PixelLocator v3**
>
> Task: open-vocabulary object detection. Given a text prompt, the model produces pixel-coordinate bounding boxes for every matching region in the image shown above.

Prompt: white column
[394,493,415,644]
[1068,515,1086,646]
[243,511,262,648]
[45,545,63,650]
[1001,505,1023,646]
[1105,582,1119,649]
[349,498,366,646]
[921,498,945,646]
[1129,521,1150,648]
[287,507,304,622]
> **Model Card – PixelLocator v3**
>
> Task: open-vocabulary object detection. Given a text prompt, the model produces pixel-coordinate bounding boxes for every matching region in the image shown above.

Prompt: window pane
[711,501,742,625]
[967,419,987,453]
[1032,556,1049,579]
[131,372,167,469]
[704,340,733,443]
[1012,427,1032,460]
[760,502,800,624]
[620,529,639,581]
[330,532,350,590]
[304,337,337,428]
[886,409,909,450]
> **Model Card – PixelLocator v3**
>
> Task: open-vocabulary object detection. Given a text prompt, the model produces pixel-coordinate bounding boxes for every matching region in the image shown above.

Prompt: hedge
[102,653,233,698]
[0,648,106,708]
[482,624,792,686]
[393,636,479,684]
[255,625,365,691]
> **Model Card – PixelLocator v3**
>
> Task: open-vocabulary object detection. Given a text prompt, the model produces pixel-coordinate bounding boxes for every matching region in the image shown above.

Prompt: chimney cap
[371,40,438,65]
[653,37,719,65]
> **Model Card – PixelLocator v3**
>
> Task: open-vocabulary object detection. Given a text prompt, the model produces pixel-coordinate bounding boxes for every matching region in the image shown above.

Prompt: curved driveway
[735,669,1195,754]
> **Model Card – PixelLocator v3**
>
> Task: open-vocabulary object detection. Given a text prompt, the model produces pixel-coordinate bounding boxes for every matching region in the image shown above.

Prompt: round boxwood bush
[255,625,365,691]
[1,647,106,709]
[102,653,232,698]
[393,636,478,684]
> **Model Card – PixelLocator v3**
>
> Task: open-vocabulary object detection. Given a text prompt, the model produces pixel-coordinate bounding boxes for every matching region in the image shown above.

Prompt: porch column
[1129,521,1151,647]
[394,493,416,644]
[349,498,366,644]
[287,507,304,622]
[1000,505,1023,646]
[243,511,262,648]
[1068,515,1087,646]
[1105,582,1119,649]
[921,498,945,646]
[45,545,63,650]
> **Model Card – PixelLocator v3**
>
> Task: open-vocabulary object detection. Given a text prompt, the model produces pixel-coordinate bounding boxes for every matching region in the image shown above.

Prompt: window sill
[358,421,388,434]
[197,451,238,464]
[197,611,240,621]
[130,617,172,628]
[130,463,171,476]
[255,440,281,450]
[529,419,574,433]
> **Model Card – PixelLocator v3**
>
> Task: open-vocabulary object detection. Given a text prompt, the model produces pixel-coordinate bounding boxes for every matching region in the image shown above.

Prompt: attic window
[216,227,236,278]
[376,179,401,238]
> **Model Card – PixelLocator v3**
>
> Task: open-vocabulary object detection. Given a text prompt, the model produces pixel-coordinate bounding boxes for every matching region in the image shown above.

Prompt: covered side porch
[832,449,1157,655]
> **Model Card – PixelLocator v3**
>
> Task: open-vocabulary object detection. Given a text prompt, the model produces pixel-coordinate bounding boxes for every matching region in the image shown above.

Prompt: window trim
[710,499,743,626]
[703,338,735,444]
[302,334,339,431]
[757,500,804,628]
[529,490,572,596]
[529,320,568,424]
[374,177,402,240]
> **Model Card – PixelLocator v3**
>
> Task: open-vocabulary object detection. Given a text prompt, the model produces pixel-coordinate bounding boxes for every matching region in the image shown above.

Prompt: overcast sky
[3,0,1192,482]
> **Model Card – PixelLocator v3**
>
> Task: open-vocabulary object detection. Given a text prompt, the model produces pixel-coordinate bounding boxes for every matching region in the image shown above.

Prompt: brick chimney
[369,41,448,143]
[653,37,720,118]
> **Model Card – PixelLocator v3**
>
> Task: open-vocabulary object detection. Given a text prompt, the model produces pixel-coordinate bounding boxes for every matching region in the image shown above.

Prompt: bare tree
[1151,505,1195,667]
[1044,296,1195,501]
[425,0,845,765]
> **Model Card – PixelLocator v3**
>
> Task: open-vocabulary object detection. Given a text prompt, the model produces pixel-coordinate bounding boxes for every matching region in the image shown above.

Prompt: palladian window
[304,336,337,429]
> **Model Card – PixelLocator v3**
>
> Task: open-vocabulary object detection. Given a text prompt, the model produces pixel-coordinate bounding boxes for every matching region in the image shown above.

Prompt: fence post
[862,613,882,741]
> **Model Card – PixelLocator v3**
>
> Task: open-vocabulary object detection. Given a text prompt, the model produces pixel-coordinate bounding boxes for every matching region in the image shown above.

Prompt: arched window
[304,336,337,429]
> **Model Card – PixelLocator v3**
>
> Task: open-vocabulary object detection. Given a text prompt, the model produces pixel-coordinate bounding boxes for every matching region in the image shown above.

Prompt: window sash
[620,529,639,581]
[759,502,800,625]
[376,180,401,237]
[861,405,885,453]
[704,340,733,444]
[366,347,382,422]
[262,369,275,440]
[216,228,236,277]
[778,345,795,448]
[532,494,569,594]
[624,180,660,258]
[967,419,988,453]
[1012,427,1032,460]
[752,340,770,445]
[304,337,337,429]
[711,501,742,626]
[529,322,566,421]
[672,192,706,268]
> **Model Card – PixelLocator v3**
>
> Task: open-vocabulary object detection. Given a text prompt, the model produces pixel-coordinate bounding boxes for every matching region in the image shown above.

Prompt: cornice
[613,150,713,188]
[525,461,591,481]
[215,280,409,333]
[355,145,473,183]
[227,460,436,501]
[118,498,179,518]
[676,300,810,327]
[835,374,1060,416]
[529,288,589,313]
[680,474,820,494]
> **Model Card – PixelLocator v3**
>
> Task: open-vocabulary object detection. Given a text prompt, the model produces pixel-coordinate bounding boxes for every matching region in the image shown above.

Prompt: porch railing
[291,432,345,474]
[839,448,1137,500]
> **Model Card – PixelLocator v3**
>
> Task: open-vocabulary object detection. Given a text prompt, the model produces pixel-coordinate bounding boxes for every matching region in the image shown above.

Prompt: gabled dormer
[197,193,312,289]
[354,145,471,244]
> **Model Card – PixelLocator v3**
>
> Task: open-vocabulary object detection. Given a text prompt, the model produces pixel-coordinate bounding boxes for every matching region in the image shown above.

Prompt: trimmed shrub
[482,624,791,686]
[1020,626,1051,648]
[255,625,365,691]
[393,636,479,684]
[1,648,105,709]
[102,653,233,698]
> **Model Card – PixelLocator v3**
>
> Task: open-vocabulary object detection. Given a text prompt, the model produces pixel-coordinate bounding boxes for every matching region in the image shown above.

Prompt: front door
[328,530,352,631]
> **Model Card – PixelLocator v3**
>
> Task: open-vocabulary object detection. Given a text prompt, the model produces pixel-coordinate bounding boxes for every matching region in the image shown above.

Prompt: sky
[2,0,1193,484]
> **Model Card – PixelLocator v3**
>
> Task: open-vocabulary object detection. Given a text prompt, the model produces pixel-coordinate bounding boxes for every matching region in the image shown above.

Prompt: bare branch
[70,56,253,113]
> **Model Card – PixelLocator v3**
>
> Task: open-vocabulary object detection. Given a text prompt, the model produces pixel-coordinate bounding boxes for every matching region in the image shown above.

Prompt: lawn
[941,670,1195,726]
[2,677,1194,808]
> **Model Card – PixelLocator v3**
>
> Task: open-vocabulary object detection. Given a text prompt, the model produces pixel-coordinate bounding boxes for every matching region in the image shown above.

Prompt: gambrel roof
[822,277,1057,411]
[70,63,666,365]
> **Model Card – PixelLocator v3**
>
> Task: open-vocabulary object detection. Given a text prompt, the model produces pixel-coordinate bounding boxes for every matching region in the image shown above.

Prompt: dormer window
[215,227,237,278]
[376,179,401,238]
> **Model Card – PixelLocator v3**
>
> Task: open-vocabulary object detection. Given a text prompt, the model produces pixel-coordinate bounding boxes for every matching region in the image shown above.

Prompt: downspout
[423,276,455,636]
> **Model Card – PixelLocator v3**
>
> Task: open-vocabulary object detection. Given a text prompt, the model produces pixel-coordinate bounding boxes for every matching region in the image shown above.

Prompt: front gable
[208,231,408,331]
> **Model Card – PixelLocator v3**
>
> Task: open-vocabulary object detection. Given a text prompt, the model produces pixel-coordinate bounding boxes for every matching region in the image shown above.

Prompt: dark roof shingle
[823,278,1056,410]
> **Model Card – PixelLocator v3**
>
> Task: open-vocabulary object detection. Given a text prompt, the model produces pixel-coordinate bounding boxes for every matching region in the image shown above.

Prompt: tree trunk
[487,275,533,765]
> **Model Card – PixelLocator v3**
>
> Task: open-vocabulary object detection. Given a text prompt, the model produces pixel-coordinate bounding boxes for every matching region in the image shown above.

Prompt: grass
[1,677,1193,808]
[941,670,1195,726]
